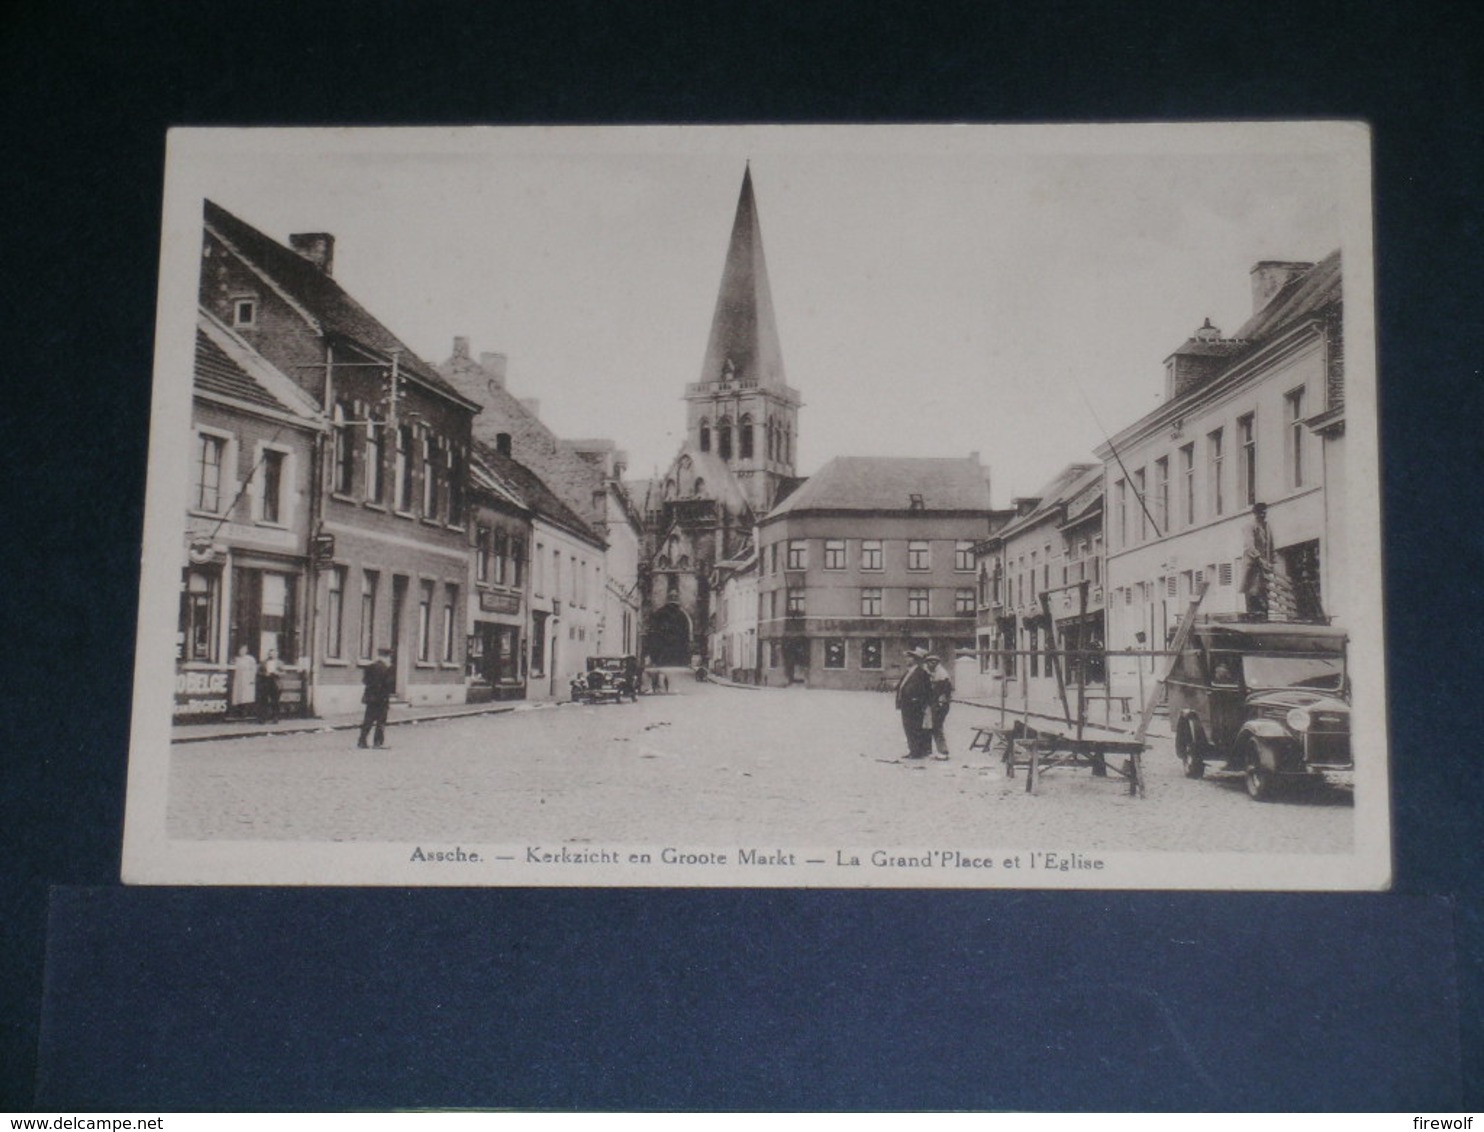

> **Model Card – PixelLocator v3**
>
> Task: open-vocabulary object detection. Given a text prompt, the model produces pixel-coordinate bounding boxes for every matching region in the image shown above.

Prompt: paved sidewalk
[171,699,534,745]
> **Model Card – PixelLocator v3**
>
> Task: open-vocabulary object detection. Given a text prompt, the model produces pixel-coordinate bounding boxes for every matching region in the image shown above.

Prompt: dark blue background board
[4,0,1483,1112]
[36,888,1461,1111]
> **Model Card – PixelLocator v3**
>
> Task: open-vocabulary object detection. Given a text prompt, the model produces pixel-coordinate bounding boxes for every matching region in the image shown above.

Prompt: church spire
[698,165,787,389]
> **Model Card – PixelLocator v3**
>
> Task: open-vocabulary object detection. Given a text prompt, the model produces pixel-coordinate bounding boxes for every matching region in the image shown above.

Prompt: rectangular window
[1030,552,1038,599]
[787,540,807,570]
[861,539,883,571]
[1154,457,1169,535]
[363,419,384,505]
[1208,428,1225,516]
[861,587,882,617]
[417,581,433,662]
[1238,413,1257,507]
[333,404,355,496]
[1180,443,1196,527]
[1133,468,1147,541]
[824,639,846,669]
[326,565,346,659]
[769,542,779,574]
[1114,479,1127,549]
[861,638,883,670]
[259,449,285,523]
[476,525,491,583]
[231,297,257,327]
[422,434,442,519]
[447,444,464,526]
[511,537,525,589]
[359,572,378,660]
[907,540,931,571]
[823,539,846,570]
[786,589,805,615]
[195,433,226,513]
[955,541,974,571]
[569,556,578,604]
[768,590,777,619]
[396,426,414,512]
[494,530,509,586]
[955,588,974,614]
[442,588,457,663]
[908,588,929,617]
[1286,387,1307,487]
[180,569,217,661]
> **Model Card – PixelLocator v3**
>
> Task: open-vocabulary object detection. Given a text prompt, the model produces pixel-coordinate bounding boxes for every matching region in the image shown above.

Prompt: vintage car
[1164,619,1351,801]
[569,656,639,704]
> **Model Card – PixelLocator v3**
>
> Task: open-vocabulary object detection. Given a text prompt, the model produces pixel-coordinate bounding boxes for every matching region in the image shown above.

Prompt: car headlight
[1286,707,1313,733]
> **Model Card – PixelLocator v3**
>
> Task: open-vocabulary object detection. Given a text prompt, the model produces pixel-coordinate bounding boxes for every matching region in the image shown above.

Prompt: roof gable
[768,456,993,517]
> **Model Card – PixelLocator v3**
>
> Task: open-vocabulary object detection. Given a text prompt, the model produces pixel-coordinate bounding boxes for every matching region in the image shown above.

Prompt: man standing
[358,647,396,749]
[1240,502,1274,620]
[894,647,933,759]
[924,654,954,760]
[256,649,282,724]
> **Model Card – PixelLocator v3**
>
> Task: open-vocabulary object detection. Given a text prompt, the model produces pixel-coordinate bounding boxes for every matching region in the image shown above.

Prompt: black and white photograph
[122,123,1386,888]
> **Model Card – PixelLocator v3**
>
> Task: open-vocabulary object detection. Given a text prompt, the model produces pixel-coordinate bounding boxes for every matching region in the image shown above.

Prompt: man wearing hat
[1240,502,1274,620]
[358,647,396,749]
[924,653,954,760]
[894,647,934,759]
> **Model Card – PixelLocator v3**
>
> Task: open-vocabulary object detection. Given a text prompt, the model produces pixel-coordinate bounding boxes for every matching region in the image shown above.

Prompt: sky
[168,124,1368,505]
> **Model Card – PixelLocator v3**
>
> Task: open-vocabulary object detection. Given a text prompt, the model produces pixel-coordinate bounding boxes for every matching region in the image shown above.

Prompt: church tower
[683,164,802,513]
[640,165,803,668]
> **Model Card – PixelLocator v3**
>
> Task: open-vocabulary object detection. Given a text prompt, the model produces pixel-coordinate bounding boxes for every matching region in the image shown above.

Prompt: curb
[171,703,521,745]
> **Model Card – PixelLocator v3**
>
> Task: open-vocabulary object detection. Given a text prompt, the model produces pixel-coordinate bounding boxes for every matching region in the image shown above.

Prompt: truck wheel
[1176,720,1205,779]
[1241,738,1277,801]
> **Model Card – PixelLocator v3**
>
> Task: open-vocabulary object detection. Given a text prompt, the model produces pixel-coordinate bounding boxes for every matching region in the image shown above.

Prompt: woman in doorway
[231,644,258,719]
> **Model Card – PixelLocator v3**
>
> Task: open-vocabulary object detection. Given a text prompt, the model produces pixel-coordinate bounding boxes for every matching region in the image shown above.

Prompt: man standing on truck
[1240,502,1274,620]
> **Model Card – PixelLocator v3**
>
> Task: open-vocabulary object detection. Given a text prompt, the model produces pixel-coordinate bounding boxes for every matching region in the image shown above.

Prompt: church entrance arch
[648,603,692,667]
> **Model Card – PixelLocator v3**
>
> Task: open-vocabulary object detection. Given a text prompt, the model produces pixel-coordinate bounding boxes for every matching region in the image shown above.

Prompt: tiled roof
[195,328,281,411]
[473,440,603,548]
[995,463,1100,540]
[1233,249,1341,345]
[204,200,478,410]
[768,456,993,517]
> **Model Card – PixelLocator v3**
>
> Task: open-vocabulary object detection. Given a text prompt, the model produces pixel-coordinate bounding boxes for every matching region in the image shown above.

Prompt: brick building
[755,455,1000,690]
[200,200,481,714]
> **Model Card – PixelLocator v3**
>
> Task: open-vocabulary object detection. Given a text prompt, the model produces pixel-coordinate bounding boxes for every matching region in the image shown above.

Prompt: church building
[639,166,803,667]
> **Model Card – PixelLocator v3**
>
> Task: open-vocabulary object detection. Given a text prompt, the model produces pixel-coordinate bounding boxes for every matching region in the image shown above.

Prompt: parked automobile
[570,656,639,704]
[1165,619,1351,801]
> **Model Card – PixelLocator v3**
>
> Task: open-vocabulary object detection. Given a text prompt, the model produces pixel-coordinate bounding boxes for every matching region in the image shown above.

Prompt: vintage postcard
[122,123,1387,888]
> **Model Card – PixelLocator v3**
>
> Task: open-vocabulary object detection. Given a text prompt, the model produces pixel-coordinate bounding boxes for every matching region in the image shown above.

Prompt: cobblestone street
[168,679,1353,856]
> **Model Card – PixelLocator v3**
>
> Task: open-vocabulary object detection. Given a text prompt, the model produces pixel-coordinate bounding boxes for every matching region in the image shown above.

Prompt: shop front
[468,589,525,702]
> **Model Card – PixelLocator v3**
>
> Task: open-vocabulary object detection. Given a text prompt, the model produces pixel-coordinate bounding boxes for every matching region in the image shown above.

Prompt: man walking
[358,647,395,749]
[894,647,933,759]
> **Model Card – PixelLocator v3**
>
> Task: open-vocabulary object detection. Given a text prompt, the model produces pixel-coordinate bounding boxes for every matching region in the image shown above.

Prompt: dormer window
[231,296,257,328]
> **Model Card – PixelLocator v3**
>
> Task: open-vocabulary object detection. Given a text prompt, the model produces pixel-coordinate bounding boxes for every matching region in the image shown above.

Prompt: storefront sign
[174,666,230,718]
[480,590,521,614]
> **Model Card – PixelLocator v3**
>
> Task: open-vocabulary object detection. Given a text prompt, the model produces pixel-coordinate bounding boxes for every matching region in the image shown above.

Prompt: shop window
[179,569,218,661]
[824,639,846,669]
[861,638,883,670]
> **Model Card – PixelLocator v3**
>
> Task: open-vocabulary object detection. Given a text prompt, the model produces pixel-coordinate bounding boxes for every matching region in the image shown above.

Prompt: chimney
[452,336,470,359]
[520,397,540,420]
[289,232,335,275]
[480,352,509,389]
[495,432,512,457]
[1250,260,1314,313]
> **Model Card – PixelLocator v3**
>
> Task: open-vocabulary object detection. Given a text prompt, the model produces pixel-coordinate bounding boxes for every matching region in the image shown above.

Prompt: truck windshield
[1241,654,1344,691]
